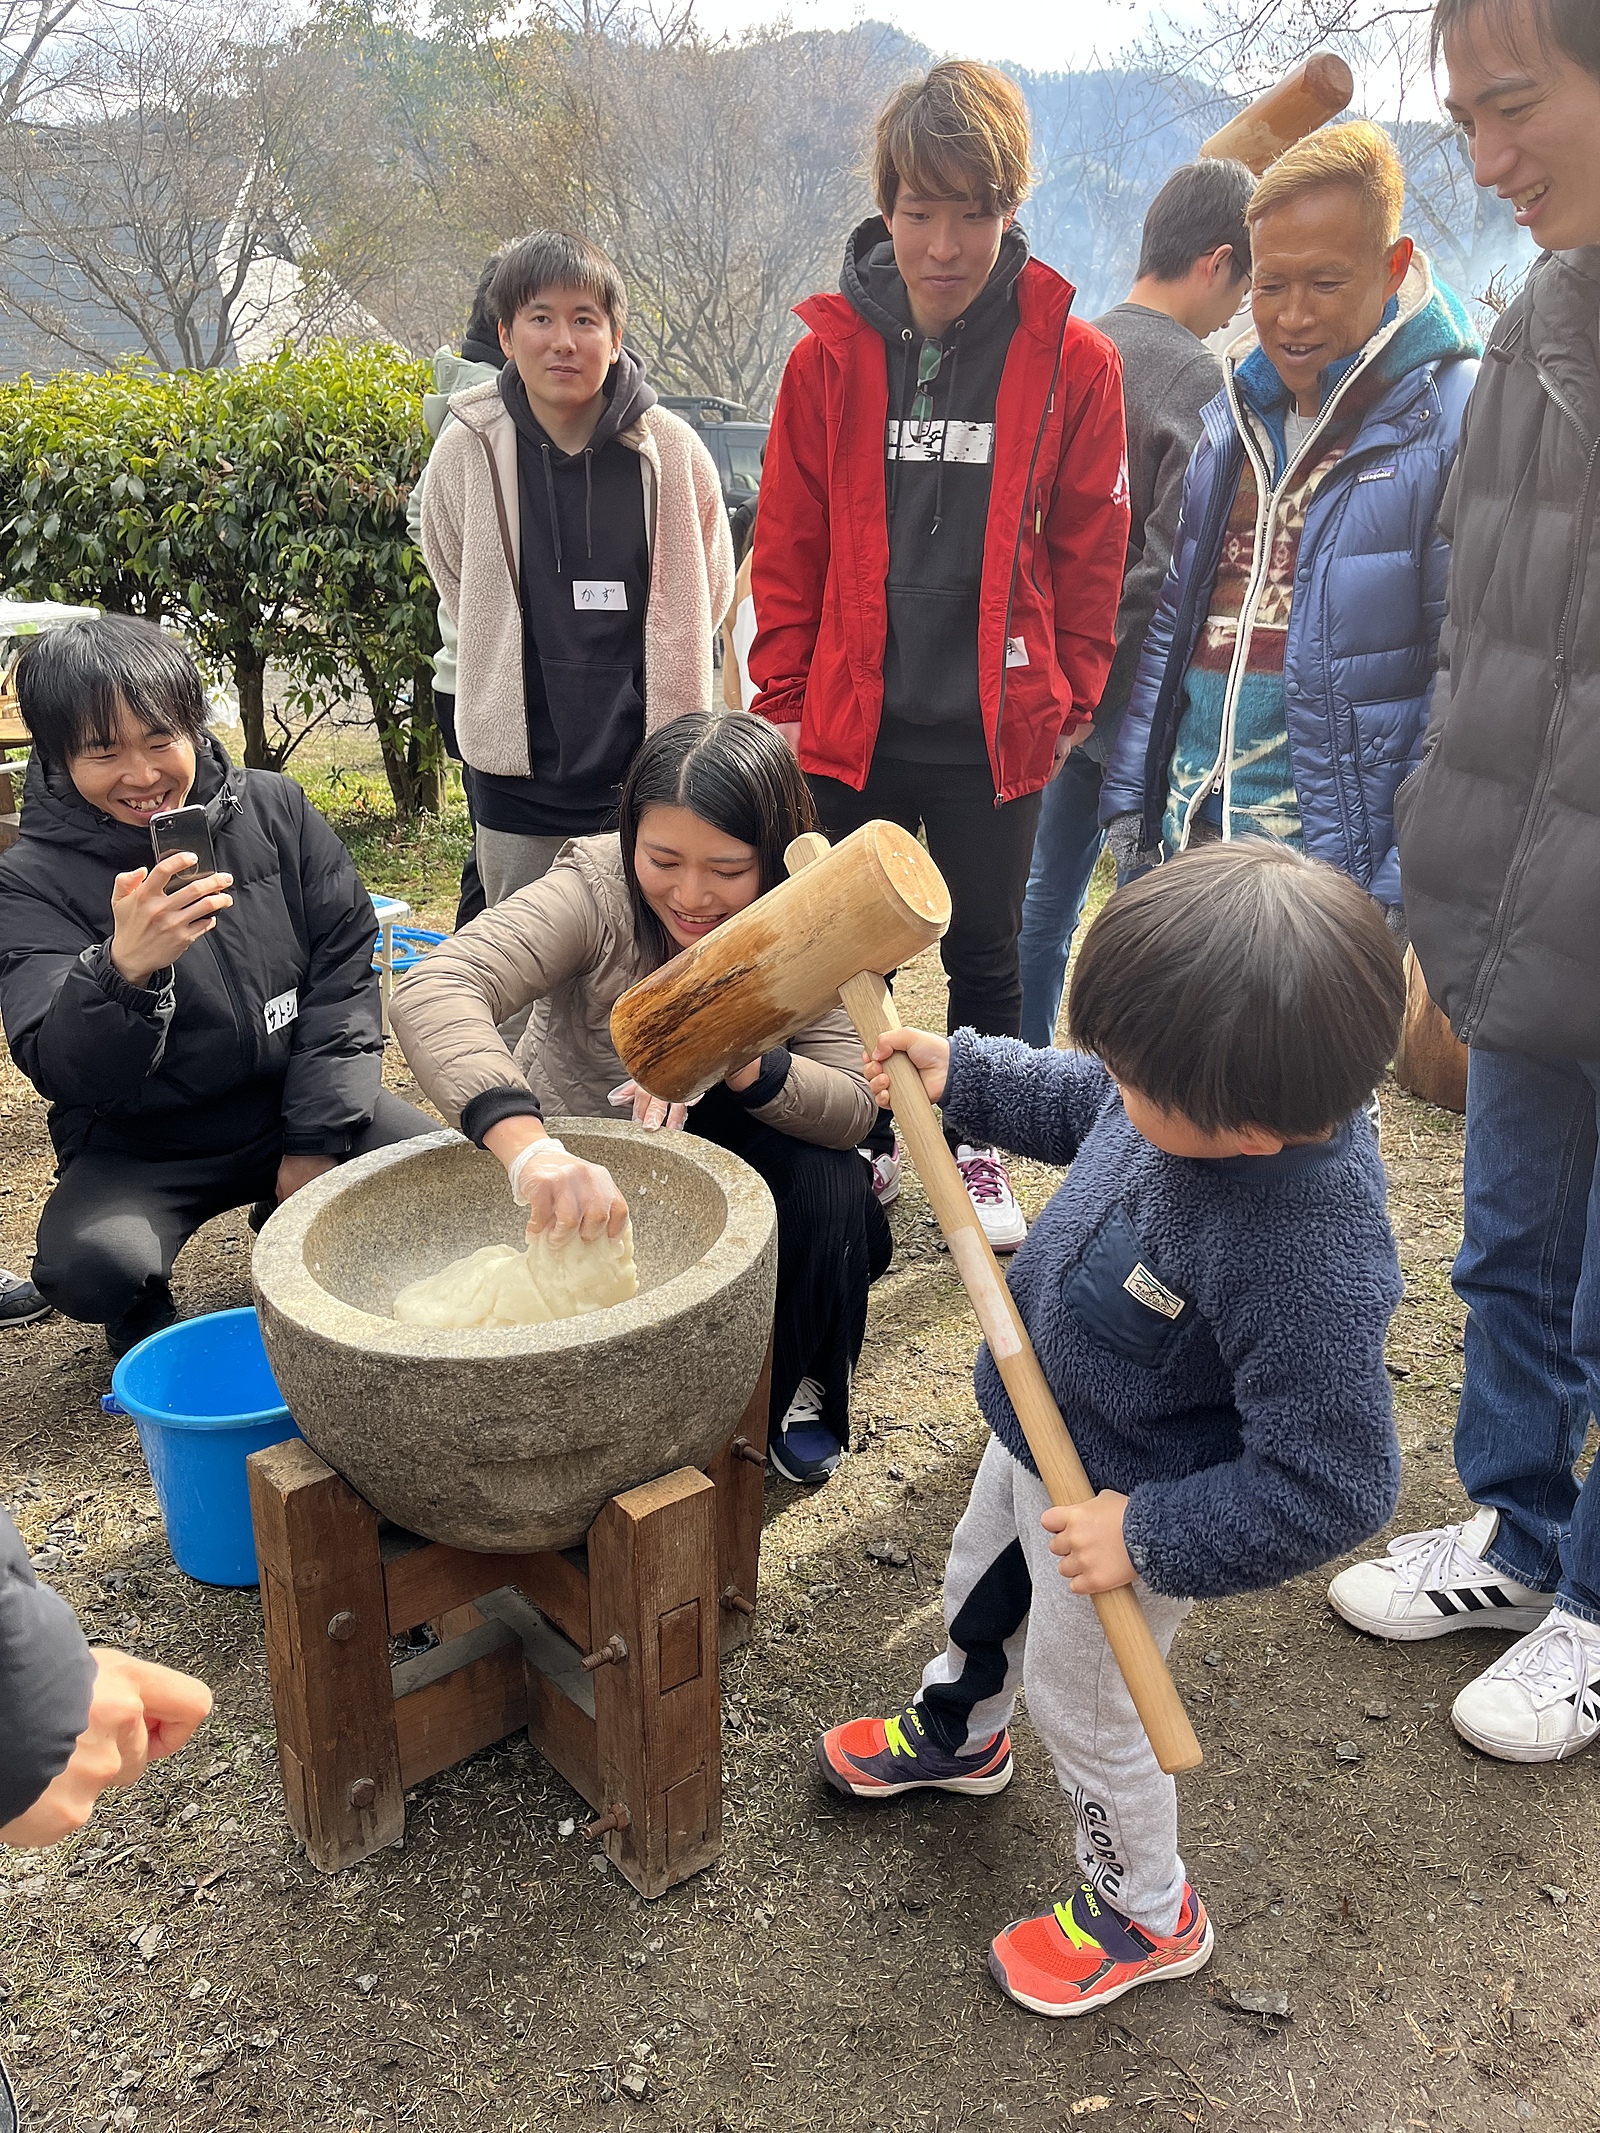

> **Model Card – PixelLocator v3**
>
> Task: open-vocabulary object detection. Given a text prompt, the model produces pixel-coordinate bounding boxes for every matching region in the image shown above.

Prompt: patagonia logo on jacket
[264,988,299,1035]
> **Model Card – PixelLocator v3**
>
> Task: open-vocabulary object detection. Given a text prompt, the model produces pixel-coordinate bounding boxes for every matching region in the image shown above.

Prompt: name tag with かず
[573,580,628,611]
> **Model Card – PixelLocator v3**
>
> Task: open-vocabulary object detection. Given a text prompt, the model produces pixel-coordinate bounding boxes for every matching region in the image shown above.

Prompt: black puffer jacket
[0,739,383,1163]
[1399,247,1600,1057]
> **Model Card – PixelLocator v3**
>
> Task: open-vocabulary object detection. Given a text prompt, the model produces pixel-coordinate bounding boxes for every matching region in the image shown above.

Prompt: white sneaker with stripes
[1327,1508,1553,1641]
[1452,1609,1600,1763]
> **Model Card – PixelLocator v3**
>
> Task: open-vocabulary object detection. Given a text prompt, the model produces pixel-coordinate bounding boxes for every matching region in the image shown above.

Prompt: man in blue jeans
[1329,0,1600,1765]
[1017,159,1253,1047]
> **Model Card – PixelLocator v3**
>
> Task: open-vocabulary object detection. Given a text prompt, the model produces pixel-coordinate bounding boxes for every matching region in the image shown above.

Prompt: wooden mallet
[1199,52,1355,175]
[610,821,1203,1775]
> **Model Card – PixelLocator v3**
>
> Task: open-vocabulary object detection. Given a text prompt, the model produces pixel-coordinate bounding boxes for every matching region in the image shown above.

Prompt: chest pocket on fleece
[1062,1205,1194,1370]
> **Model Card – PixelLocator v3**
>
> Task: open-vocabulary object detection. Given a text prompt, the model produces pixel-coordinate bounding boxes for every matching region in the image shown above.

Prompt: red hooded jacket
[749,255,1130,803]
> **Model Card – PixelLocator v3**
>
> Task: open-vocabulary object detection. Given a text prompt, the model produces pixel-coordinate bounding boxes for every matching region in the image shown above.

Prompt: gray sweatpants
[475,826,571,909]
[919,1437,1193,1933]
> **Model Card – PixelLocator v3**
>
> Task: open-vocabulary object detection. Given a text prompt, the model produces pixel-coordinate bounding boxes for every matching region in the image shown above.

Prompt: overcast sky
[684,0,1165,75]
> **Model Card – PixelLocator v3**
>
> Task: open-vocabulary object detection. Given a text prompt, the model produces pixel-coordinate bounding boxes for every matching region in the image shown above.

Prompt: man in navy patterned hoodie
[816,843,1406,2018]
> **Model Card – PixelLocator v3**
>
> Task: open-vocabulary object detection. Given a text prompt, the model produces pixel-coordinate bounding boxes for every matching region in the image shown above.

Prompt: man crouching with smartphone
[0,615,433,1357]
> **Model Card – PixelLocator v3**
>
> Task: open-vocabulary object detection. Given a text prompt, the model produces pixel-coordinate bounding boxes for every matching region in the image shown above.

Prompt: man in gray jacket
[1017,158,1254,1046]
[1330,0,1600,1767]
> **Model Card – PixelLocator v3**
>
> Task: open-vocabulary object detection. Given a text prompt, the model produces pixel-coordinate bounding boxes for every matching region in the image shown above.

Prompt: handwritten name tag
[573,581,628,611]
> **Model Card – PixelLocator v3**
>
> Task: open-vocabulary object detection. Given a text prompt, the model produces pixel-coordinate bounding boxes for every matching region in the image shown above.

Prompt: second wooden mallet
[611,820,1202,1774]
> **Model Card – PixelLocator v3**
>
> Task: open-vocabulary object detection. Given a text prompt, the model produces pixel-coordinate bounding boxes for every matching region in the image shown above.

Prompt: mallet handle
[784,840,1202,1775]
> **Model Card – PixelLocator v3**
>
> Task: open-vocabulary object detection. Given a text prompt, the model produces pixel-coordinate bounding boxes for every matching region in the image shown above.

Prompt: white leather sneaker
[956,1145,1026,1253]
[1452,1609,1600,1763]
[1327,1508,1553,1641]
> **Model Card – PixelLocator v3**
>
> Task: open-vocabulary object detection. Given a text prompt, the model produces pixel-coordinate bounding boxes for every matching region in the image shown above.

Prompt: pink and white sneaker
[861,1139,903,1206]
[956,1144,1026,1252]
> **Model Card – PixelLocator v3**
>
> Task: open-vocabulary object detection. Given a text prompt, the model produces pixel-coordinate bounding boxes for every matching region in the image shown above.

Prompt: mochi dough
[392,1221,638,1330]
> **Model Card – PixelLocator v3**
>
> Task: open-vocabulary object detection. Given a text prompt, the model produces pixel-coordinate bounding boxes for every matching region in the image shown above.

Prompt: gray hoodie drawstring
[539,443,563,575]
[539,441,596,571]
[930,322,964,538]
[889,328,913,528]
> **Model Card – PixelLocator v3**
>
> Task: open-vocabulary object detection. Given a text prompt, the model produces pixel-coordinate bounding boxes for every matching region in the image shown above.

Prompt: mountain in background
[0,21,1532,385]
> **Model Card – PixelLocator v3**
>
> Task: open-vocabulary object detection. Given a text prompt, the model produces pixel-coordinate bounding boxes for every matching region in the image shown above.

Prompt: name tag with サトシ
[264,988,299,1036]
[573,580,628,611]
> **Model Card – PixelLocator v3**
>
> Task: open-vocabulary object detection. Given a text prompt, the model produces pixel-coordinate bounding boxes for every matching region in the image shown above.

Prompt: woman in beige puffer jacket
[392,713,893,1485]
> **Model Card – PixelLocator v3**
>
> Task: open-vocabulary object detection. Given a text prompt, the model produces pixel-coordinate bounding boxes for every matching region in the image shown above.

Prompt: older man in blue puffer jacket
[1100,121,1480,917]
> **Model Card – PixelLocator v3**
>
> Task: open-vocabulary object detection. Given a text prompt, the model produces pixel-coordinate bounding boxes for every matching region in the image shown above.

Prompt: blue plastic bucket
[103,1307,301,1588]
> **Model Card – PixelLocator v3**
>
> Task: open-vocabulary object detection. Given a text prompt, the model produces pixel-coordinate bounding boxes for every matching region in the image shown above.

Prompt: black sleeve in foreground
[0,1509,95,1827]
[461,1086,544,1147]
[728,1048,792,1109]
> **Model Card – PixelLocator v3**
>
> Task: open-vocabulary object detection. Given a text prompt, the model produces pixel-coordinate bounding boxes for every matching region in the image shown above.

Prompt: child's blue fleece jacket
[944,1033,1404,1601]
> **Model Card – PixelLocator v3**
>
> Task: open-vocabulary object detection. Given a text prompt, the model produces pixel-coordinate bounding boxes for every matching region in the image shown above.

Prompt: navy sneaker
[0,1269,50,1328]
[768,1378,841,1485]
[816,1701,1014,1798]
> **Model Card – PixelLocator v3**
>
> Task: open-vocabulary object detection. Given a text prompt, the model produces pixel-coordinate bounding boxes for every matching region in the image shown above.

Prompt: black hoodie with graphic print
[841,216,1028,770]
[468,348,658,837]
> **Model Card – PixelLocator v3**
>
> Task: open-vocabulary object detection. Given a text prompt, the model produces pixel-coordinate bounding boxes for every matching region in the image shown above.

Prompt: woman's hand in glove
[484,1120,628,1245]
[608,1080,692,1132]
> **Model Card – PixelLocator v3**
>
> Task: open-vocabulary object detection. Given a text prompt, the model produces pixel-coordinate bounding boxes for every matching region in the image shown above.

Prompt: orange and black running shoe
[815,1702,1014,1799]
[988,1879,1213,2017]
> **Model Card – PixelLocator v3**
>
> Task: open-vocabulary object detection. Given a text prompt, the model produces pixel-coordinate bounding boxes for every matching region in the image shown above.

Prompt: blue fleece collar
[1235,297,1398,473]
[1234,272,1480,477]
[1202,1115,1360,1182]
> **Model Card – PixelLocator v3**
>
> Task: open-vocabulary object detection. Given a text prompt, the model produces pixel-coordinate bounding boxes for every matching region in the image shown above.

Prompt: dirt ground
[2,907,1598,2133]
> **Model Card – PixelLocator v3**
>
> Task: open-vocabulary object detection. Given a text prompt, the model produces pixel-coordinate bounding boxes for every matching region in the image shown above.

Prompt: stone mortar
[251,1120,778,1552]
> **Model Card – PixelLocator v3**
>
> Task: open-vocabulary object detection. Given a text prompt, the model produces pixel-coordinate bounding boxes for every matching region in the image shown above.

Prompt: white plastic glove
[607,1080,694,1132]
[506,1135,628,1245]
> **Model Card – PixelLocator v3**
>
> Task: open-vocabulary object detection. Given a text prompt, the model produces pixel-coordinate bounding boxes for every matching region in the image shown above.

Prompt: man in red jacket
[750,61,1129,1248]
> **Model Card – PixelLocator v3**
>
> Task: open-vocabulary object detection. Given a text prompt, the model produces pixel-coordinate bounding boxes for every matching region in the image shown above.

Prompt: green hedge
[0,343,446,820]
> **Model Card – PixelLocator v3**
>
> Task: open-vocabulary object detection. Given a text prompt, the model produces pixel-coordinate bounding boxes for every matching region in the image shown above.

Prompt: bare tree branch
[0,2,324,369]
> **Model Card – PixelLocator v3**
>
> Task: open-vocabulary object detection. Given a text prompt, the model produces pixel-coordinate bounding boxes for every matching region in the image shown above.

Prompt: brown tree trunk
[409,669,443,817]
[235,648,270,770]
[364,662,443,825]
[373,708,414,822]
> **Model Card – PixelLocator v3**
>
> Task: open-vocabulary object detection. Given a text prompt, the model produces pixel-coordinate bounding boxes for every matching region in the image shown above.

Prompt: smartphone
[149,804,217,893]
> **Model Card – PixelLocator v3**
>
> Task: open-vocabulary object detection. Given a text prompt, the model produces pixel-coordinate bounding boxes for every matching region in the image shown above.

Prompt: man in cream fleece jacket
[421,229,734,908]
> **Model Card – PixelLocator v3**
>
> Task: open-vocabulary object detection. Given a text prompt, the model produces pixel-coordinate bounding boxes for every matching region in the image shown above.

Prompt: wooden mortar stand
[246,1345,772,1896]
[783,833,1203,1775]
